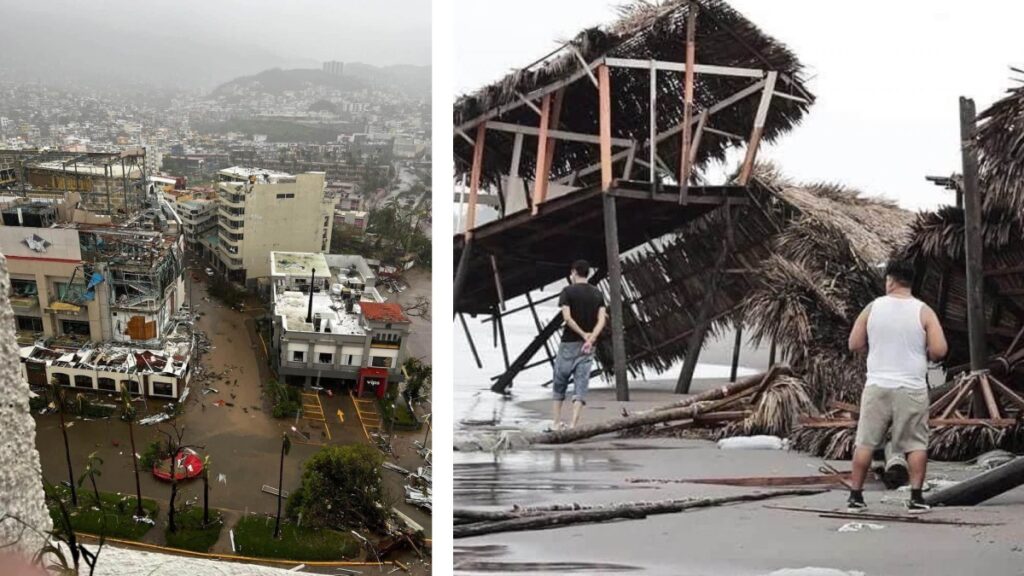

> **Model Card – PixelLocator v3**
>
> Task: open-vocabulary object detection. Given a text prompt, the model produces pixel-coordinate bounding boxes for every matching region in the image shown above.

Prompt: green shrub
[272,399,301,419]
[233,515,358,560]
[165,507,223,552]
[267,380,302,419]
[286,444,388,531]
[140,440,163,469]
[45,485,159,540]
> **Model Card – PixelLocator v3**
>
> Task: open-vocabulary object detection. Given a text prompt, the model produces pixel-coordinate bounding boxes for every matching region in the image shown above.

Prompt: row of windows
[276,193,295,199]
[15,316,89,337]
[51,372,175,397]
[289,349,394,368]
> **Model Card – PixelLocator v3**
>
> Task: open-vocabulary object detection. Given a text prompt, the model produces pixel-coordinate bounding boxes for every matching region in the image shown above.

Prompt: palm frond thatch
[977,72,1024,213]
[453,0,812,186]
[716,375,818,438]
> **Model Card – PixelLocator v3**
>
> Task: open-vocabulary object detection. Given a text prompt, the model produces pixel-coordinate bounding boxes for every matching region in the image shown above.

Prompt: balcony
[218,206,245,220]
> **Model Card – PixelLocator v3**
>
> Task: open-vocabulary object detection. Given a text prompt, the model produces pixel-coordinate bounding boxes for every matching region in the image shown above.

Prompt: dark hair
[571,259,590,278]
[884,259,915,287]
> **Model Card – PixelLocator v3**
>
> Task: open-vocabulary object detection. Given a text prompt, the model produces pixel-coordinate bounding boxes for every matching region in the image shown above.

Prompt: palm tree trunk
[127,419,143,517]
[203,471,210,525]
[168,456,178,533]
[89,475,100,506]
[274,442,285,538]
[57,399,78,507]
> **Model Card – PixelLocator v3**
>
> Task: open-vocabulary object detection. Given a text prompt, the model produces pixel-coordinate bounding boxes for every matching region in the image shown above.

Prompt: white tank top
[865,295,928,390]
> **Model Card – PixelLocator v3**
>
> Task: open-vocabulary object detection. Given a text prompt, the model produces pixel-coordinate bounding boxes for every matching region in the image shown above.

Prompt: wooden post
[678,3,697,203]
[598,63,629,401]
[453,123,487,317]
[738,71,777,185]
[599,65,613,192]
[531,94,552,215]
[960,97,987,373]
[490,254,506,311]
[458,313,483,368]
[466,122,487,232]
[649,60,657,185]
[495,307,511,371]
[544,89,565,184]
[730,318,743,383]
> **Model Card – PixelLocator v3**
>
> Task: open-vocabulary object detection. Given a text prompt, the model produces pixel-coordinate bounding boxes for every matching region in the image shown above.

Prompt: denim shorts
[552,341,593,404]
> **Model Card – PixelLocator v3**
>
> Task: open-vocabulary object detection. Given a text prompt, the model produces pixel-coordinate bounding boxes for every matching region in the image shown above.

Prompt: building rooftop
[271,251,332,278]
[360,301,409,323]
[274,288,366,336]
[218,166,294,183]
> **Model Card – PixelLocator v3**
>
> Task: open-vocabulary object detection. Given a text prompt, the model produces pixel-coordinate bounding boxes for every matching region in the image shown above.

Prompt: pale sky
[454,0,1024,212]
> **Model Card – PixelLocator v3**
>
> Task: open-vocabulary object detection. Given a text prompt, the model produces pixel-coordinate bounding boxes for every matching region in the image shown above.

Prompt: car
[204,268,214,277]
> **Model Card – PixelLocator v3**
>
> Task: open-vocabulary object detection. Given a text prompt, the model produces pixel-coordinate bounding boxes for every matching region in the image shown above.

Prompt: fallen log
[765,505,996,526]
[925,455,1024,507]
[626,473,851,487]
[530,368,786,444]
[453,488,825,538]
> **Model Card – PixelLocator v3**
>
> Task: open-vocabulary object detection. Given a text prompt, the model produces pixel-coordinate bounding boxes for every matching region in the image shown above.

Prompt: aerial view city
[0,1,432,574]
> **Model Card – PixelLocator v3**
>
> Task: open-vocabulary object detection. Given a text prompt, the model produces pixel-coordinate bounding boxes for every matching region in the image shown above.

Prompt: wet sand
[455,373,1024,575]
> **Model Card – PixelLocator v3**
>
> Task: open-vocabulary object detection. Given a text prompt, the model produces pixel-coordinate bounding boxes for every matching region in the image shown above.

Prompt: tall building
[210,167,337,285]
[322,61,344,76]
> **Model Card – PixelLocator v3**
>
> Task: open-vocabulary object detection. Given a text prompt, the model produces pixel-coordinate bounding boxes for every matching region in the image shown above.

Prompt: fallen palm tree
[453,488,825,538]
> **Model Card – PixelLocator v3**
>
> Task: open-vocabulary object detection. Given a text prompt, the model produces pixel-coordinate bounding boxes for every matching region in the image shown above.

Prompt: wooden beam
[604,194,629,401]
[678,3,697,203]
[531,94,552,215]
[599,64,613,192]
[514,91,542,115]
[544,89,566,181]
[960,97,987,376]
[649,59,657,184]
[485,121,632,147]
[571,45,600,88]
[602,57,764,78]
[689,110,709,166]
[466,122,487,234]
[508,132,524,179]
[490,254,506,311]
[738,71,777,185]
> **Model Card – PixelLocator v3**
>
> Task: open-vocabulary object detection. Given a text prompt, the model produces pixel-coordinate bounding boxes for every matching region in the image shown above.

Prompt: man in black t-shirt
[551,259,607,430]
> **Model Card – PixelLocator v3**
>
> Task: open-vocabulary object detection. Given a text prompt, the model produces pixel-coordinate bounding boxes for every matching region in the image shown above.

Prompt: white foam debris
[766,569,867,576]
[837,522,886,533]
[717,435,786,450]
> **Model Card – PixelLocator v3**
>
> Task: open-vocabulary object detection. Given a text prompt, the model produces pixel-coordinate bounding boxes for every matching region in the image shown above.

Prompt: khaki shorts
[855,385,929,453]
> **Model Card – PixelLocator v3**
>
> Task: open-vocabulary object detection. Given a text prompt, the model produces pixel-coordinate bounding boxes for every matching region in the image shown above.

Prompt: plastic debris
[717,435,786,450]
[837,522,885,533]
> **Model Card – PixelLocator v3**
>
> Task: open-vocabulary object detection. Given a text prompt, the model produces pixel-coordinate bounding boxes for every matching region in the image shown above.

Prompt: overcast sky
[454,0,1024,212]
[0,0,431,89]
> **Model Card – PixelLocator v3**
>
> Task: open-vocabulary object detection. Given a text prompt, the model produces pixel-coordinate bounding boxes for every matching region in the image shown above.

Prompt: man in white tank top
[846,259,947,513]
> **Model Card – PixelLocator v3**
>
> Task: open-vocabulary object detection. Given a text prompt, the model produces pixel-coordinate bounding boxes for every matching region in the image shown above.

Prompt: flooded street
[34,262,432,570]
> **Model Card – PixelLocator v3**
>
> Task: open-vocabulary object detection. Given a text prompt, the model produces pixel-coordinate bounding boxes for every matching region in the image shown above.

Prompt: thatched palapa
[453,0,812,189]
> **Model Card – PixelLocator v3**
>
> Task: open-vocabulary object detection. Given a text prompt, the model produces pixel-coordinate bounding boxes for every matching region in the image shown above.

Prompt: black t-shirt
[559,283,605,342]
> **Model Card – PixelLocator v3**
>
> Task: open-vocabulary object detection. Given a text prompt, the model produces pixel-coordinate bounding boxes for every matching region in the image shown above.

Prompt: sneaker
[905,499,931,514]
[846,496,868,513]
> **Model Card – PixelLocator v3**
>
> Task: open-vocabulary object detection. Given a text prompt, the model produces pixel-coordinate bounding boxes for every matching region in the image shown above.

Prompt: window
[345,354,362,366]
[61,320,91,337]
[292,350,305,362]
[318,352,333,365]
[52,373,71,387]
[276,193,295,199]
[15,316,43,332]
[74,375,94,388]
[11,279,37,297]
[97,377,116,392]
[152,381,174,397]
[371,356,392,368]
[120,380,140,394]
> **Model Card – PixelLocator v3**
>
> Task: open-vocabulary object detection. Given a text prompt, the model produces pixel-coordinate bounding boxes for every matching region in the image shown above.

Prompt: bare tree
[77,452,103,506]
[157,424,201,534]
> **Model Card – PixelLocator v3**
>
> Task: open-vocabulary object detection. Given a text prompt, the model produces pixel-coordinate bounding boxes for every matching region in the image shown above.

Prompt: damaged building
[205,166,337,286]
[269,251,409,396]
[0,188,190,398]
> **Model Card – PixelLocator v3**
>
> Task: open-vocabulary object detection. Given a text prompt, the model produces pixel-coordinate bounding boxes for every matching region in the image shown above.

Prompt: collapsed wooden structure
[454,0,813,399]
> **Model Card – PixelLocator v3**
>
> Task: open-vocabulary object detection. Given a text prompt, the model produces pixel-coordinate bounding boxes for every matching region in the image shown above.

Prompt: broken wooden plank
[454,489,825,538]
[626,473,851,487]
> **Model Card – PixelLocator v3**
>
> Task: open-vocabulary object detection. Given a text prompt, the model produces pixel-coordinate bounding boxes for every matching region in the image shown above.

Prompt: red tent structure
[152,448,203,481]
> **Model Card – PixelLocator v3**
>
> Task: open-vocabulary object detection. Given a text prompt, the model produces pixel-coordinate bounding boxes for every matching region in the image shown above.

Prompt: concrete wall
[231,172,335,280]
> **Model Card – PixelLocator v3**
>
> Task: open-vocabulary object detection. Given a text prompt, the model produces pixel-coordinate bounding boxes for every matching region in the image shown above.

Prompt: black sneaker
[906,499,931,514]
[846,495,868,513]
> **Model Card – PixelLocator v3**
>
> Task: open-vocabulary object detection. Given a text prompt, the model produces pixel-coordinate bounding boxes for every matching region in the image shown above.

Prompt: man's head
[884,259,915,294]
[570,259,590,282]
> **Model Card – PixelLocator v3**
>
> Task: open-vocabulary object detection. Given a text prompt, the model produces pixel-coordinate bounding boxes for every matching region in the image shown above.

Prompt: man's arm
[921,305,948,361]
[586,306,607,345]
[848,304,871,353]
[562,305,590,340]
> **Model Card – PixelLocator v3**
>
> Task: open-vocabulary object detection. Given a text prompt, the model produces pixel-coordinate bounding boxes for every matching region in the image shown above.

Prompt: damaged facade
[207,166,337,286]
[0,186,190,398]
[269,251,409,395]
